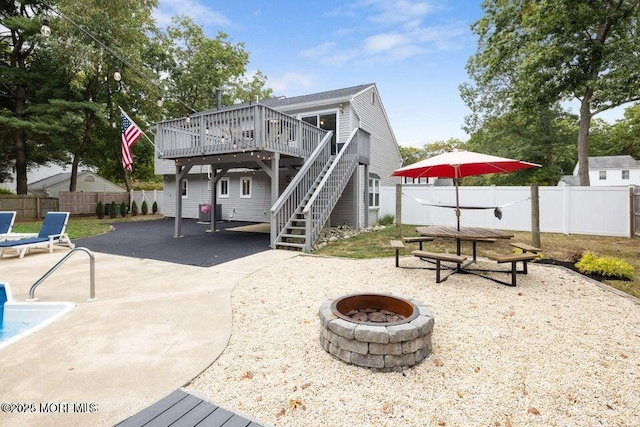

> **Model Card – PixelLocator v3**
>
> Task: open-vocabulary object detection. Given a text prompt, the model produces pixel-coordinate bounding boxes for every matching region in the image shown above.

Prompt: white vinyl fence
[380,185,636,237]
[130,190,164,214]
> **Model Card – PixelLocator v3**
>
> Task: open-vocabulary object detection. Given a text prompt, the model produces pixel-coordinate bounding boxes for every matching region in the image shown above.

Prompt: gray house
[28,170,126,197]
[154,83,403,251]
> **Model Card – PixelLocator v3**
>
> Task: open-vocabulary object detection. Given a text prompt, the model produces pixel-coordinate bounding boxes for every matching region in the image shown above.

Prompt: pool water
[0,283,75,349]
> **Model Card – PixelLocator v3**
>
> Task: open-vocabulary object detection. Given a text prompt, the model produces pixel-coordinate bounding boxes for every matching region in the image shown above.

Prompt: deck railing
[301,128,362,252]
[156,104,327,159]
[270,131,334,244]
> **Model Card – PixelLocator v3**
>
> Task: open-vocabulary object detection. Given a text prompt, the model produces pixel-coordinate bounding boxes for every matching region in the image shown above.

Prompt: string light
[113,67,121,82]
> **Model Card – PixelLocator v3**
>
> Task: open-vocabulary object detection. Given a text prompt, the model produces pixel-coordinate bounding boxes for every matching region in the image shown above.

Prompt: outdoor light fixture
[156,96,163,107]
[205,127,210,135]
[113,67,121,81]
[185,116,191,125]
[40,19,51,36]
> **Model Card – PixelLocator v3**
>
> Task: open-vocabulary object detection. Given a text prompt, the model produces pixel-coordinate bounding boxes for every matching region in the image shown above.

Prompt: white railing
[156,104,326,159]
[380,185,636,237]
[301,128,362,251]
[271,131,333,244]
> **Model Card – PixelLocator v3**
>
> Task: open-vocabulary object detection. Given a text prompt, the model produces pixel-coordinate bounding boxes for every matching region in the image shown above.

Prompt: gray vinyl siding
[155,158,176,175]
[351,86,403,187]
[163,170,276,221]
[329,170,357,227]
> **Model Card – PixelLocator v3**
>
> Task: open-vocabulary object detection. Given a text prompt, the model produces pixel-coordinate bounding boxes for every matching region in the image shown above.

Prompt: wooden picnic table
[415,225,513,258]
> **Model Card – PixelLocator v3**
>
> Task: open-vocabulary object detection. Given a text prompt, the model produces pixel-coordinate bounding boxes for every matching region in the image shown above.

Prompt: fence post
[36,196,41,219]
[395,183,402,237]
[630,186,635,238]
[531,183,540,247]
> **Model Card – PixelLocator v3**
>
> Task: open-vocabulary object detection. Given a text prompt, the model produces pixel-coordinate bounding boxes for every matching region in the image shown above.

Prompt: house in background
[558,155,640,186]
[155,83,403,251]
[28,170,126,197]
[0,162,70,194]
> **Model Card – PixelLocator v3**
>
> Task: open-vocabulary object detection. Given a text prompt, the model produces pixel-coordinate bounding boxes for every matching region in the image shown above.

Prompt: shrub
[131,200,138,216]
[141,200,148,215]
[119,202,128,217]
[152,201,158,214]
[377,214,395,226]
[109,201,117,219]
[0,188,14,195]
[575,251,634,280]
[96,201,104,219]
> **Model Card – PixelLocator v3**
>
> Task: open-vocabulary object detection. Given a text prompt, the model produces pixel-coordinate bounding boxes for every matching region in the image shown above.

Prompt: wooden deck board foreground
[115,389,265,427]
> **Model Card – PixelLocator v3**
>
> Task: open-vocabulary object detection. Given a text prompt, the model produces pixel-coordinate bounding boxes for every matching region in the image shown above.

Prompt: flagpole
[118,106,164,157]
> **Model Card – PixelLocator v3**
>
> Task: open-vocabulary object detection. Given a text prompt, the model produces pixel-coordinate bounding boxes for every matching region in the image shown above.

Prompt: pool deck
[0,246,298,427]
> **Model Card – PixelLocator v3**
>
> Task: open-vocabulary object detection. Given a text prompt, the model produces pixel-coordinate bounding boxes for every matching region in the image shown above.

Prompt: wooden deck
[115,389,265,427]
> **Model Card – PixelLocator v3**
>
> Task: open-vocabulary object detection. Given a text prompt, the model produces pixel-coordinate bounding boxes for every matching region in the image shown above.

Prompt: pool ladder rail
[26,247,97,302]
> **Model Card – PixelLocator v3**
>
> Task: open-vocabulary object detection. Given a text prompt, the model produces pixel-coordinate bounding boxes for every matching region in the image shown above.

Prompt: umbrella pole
[455,177,461,257]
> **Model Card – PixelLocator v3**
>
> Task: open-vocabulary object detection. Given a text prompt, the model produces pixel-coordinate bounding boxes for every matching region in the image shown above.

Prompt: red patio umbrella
[391,150,541,230]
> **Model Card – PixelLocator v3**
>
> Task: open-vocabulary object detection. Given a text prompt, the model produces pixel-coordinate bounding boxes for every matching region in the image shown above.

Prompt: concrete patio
[0,245,298,426]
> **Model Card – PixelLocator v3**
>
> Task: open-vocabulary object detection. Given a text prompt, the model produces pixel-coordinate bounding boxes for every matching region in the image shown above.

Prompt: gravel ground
[188,255,640,427]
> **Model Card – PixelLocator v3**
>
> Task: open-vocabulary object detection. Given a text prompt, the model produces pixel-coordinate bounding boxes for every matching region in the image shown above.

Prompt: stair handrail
[270,131,333,245]
[302,128,359,214]
[27,247,96,302]
[270,130,332,213]
[301,128,361,251]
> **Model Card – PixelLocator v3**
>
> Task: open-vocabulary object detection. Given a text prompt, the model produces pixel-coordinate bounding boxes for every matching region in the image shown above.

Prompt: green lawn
[314,224,640,300]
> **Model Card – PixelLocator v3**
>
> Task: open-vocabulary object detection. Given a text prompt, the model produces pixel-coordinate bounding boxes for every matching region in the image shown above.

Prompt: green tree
[0,0,64,193]
[464,106,578,186]
[398,139,465,166]
[462,0,640,186]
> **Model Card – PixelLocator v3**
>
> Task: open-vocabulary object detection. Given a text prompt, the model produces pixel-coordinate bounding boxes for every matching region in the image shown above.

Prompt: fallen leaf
[509,310,516,317]
[567,394,575,402]
[437,420,446,426]
[381,403,394,414]
[292,386,298,392]
[256,396,263,402]
[494,422,501,426]
[506,418,513,427]
[600,361,610,368]
[517,292,523,296]
[301,383,312,389]
[240,371,254,380]
[456,391,464,398]
[528,407,540,415]
[474,367,481,373]
[289,398,306,411]
[434,358,444,367]
[620,353,628,359]
[276,408,286,418]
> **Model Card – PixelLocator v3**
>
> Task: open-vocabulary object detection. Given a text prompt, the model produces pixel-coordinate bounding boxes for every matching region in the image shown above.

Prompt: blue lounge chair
[0,211,16,238]
[0,212,75,258]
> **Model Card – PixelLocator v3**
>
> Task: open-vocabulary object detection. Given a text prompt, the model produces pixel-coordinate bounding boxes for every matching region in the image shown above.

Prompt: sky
[154,0,625,149]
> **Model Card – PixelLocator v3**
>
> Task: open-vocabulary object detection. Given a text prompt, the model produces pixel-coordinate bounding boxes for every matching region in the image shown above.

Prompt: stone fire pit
[318,292,434,372]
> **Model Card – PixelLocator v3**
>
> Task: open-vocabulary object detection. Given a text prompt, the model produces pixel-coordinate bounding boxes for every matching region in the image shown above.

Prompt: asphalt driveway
[75,218,271,267]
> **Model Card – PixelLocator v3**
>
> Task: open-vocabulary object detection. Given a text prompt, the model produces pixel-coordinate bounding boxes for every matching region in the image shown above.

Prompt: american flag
[121,111,142,171]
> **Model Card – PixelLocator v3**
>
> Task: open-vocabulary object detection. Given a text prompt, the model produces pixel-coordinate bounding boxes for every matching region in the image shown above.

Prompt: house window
[599,171,606,180]
[300,112,338,154]
[218,177,229,198]
[369,176,380,208]
[240,177,252,198]
[181,179,188,198]
[622,170,630,180]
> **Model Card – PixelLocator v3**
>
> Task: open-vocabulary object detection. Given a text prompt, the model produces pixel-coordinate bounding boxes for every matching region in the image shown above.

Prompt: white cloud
[299,1,468,66]
[364,33,409,53]
[156,0,230,28]
[268,72,316,95]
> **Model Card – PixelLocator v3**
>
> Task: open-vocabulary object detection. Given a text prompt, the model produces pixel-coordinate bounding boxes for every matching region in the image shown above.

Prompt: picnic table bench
[488,253,538,286]
[412,250,467,283]
[403,236,434,250]
[509,242,542,253]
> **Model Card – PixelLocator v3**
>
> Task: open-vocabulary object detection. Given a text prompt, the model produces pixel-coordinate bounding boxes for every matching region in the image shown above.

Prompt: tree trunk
[577,94,593,186]
[70,111,95,192]
[14,85,28,195]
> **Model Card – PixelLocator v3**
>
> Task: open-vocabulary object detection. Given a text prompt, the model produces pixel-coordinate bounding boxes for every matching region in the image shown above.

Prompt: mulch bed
[536,259,611,283]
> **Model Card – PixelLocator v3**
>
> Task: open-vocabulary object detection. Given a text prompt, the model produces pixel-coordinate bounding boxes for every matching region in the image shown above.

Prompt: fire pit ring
[319,292,434,372]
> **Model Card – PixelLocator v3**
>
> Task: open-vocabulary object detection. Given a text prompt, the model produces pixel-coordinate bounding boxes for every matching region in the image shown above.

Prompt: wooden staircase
[274,158,334,250]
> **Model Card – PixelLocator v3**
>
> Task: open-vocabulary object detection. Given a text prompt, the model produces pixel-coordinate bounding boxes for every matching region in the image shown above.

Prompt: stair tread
[275,242,305,248]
